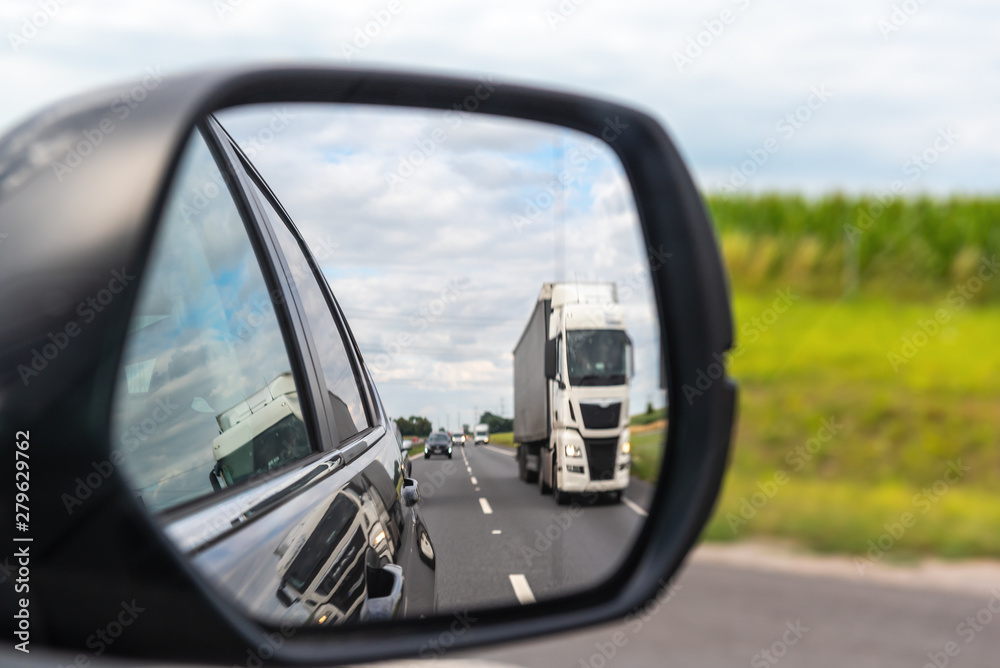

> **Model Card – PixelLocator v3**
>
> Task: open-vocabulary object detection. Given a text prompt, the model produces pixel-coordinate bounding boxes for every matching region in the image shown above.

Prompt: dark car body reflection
[189,457,436,627]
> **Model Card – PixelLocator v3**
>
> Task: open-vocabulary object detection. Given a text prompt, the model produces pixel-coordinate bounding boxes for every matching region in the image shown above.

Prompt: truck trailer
[513,283,633,503]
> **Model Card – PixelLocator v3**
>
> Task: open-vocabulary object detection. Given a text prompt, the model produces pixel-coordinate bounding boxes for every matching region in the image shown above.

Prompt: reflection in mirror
[111,129,315,513]
[111,103,667,629]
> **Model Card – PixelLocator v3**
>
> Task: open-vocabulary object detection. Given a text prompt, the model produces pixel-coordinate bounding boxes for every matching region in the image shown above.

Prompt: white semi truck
[513,283,633,504]
[209,372,311,491]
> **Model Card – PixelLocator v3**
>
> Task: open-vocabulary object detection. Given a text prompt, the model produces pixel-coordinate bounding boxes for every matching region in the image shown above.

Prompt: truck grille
[579,402,621,430]
[584,437,619,481]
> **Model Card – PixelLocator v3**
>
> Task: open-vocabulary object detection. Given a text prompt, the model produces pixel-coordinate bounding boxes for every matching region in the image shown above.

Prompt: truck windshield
[566,329,630,386]
[216,414,311,486]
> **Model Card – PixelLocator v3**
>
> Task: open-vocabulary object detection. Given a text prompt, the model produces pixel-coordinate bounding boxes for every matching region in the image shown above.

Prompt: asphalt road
[465,560,1000,668]
[406,444,1000,667]
[409,443,652,612]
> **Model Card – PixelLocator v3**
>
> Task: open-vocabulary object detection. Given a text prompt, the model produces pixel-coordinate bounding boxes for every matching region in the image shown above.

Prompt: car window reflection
[111,129,313,512]
[246,176,370,443]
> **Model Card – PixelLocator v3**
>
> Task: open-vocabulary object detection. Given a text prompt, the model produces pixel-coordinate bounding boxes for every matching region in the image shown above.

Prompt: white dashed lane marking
[479,497,493,515]
[508,574,536,605]
[623,496,648,517]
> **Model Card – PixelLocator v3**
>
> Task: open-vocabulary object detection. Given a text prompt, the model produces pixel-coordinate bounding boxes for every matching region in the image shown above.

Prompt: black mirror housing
[0,65,735,666]
[544,337,558,380]
[402,478,420,507]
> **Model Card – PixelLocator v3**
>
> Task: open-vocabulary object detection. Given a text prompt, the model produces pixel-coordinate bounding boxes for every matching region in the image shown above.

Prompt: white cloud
[3,0,997,425]
[212,103,662,423]
[2,1,998,193]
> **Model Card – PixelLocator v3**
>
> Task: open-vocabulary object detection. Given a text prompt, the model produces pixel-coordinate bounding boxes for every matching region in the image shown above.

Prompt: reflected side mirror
[402,478,420,506]
[628,335,636,380]
[544,337,563,388]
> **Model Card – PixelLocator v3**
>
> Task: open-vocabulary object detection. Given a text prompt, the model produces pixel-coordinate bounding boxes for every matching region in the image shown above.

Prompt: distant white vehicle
[474,423,489,445]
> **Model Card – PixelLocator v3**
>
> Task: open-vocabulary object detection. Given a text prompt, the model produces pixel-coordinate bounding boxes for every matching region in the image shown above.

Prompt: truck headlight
[565,443,582,458]
[621,441,631,454]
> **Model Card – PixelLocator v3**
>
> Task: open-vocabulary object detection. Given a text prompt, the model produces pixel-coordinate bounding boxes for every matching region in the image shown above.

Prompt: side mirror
[0,66,735,667]
[544,336,559,380]
[628,335,636,380]
[402,478,420,507]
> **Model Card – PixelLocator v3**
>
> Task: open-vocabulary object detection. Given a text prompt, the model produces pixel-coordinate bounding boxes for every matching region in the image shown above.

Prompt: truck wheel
[553,460,569,505]
[539,456,552,495]
[611,490,623,504]
[518,445,539,482]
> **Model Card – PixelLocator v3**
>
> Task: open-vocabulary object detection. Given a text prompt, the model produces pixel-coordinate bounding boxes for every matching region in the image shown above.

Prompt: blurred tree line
[394,416,432,437]
[394,412,515,437]
[479,411,513,433]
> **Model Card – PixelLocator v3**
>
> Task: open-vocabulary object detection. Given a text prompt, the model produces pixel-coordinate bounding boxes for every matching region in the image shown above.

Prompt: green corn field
[707,194,1000,302]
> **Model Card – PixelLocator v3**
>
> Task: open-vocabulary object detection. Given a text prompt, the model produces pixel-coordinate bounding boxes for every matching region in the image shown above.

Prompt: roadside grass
[705,288,1000,559]
[488,432,516,448]
[704,471,1000,560]
[630,409,666,427]
[727,291,1000,487]
[630,429,664,483]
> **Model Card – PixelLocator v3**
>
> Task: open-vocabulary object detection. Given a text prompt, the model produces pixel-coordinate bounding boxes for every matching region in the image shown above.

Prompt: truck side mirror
[544,337,558,380]
[628,335,636,379]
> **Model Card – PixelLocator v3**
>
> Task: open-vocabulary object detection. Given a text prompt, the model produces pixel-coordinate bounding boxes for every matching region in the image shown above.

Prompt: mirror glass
[110,102,668,627]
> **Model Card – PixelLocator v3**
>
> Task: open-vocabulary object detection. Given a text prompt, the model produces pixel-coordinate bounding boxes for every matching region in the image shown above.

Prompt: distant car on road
[425,432,453,459]
[451,431,467,447]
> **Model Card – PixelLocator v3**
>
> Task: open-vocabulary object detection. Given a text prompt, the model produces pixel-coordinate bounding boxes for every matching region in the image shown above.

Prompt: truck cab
[209,372,312,491]
[515,283,633,503]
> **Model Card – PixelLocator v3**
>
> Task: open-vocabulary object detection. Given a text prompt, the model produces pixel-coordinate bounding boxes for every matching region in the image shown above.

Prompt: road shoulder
[691,539,1000,597]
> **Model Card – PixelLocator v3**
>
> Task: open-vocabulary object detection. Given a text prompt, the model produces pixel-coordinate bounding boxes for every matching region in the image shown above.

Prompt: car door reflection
[192,454,436,627]
[274,482,371,624]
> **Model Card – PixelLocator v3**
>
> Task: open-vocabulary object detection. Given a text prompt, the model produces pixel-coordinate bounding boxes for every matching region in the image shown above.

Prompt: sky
[2,0,998,424]
[217,105,662,428]
[1,1,998,195]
